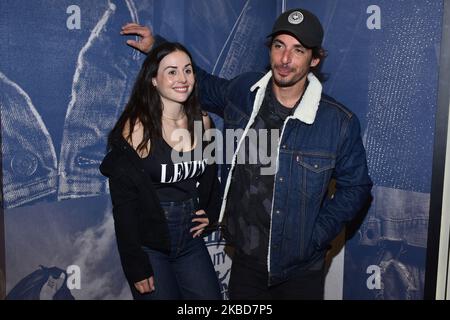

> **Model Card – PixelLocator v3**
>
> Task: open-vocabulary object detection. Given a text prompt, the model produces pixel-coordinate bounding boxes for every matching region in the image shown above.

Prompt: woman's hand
[190,209,209,238]
[121,23,155,53]
[134,276,155,294]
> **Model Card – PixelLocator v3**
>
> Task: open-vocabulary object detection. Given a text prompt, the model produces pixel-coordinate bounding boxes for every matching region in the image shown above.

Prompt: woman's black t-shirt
[142,137,208,202]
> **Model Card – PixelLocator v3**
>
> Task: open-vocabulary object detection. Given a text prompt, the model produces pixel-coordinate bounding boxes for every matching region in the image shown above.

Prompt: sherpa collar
[250,71,322,124]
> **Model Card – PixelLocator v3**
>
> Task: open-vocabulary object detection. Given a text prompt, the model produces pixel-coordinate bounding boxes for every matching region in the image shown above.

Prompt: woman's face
[152,50,195,107]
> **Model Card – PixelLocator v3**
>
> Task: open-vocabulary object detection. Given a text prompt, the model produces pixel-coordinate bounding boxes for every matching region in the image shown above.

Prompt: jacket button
[314,164,319,169]
[275,210,280,214]
[279,177,284,182]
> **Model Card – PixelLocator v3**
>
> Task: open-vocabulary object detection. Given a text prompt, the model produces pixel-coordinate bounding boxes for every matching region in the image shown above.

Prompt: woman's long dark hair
[107,42,202,154]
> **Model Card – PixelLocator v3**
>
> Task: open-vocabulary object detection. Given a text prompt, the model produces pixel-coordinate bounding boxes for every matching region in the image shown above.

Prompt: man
[121,8,372,299]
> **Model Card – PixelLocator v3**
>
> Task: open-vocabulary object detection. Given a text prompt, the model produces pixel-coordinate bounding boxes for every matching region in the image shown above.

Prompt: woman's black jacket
[99,135,221,284]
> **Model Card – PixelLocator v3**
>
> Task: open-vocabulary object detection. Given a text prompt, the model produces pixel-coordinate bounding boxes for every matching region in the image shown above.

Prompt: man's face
[270,34,320,88]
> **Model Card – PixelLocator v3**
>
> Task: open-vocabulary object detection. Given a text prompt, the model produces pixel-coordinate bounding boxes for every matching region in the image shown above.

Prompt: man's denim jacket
[196,68,373,286]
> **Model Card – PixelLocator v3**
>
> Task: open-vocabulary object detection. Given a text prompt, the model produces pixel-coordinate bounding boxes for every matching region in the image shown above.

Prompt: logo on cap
[288,11,304,25]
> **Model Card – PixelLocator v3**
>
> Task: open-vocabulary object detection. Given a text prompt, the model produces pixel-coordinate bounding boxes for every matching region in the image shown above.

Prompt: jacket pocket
[296,153,335,199]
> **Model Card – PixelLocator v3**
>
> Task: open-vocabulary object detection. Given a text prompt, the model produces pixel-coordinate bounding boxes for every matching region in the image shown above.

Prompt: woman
[100,42,222,300]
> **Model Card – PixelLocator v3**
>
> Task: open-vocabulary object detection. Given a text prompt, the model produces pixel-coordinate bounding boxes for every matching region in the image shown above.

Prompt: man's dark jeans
[229,252,325,300]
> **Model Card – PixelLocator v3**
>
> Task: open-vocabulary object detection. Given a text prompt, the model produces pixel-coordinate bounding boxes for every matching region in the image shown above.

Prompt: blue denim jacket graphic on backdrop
[195,68,373,286]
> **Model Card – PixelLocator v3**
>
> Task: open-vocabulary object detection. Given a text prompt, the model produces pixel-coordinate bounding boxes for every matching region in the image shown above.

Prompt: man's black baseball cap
[268,8,324,48]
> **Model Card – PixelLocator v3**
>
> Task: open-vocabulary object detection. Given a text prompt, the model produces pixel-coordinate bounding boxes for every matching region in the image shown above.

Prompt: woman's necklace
[162,113,186,121]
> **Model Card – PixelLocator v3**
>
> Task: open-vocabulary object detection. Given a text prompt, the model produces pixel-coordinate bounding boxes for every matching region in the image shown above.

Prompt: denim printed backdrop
[0,0,444,299]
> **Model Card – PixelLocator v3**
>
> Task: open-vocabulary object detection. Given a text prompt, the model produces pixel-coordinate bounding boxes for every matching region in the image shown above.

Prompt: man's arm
[121,23,230,117]
[312,115,373,250]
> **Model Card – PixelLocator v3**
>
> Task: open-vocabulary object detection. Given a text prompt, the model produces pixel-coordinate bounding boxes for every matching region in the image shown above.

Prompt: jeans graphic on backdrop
[0,72,58,209]
[349,187,429,299]
[341,0,440,299]
[1,0,273,299]
[1,0,141,209]
[58,1,141,201]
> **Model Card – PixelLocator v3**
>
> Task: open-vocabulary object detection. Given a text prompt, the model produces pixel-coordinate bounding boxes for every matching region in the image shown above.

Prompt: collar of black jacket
[99,134,146,179]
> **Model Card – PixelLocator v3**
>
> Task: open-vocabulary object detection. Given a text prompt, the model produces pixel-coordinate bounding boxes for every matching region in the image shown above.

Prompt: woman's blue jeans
[130,198,222,300]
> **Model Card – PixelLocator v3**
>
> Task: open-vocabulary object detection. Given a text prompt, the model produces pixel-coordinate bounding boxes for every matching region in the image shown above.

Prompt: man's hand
[121,23,154,53]
[134,276,155,294]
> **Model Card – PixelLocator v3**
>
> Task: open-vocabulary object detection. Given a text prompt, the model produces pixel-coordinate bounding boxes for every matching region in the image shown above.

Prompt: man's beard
[273,76,297,87]
[272,65,305,88]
